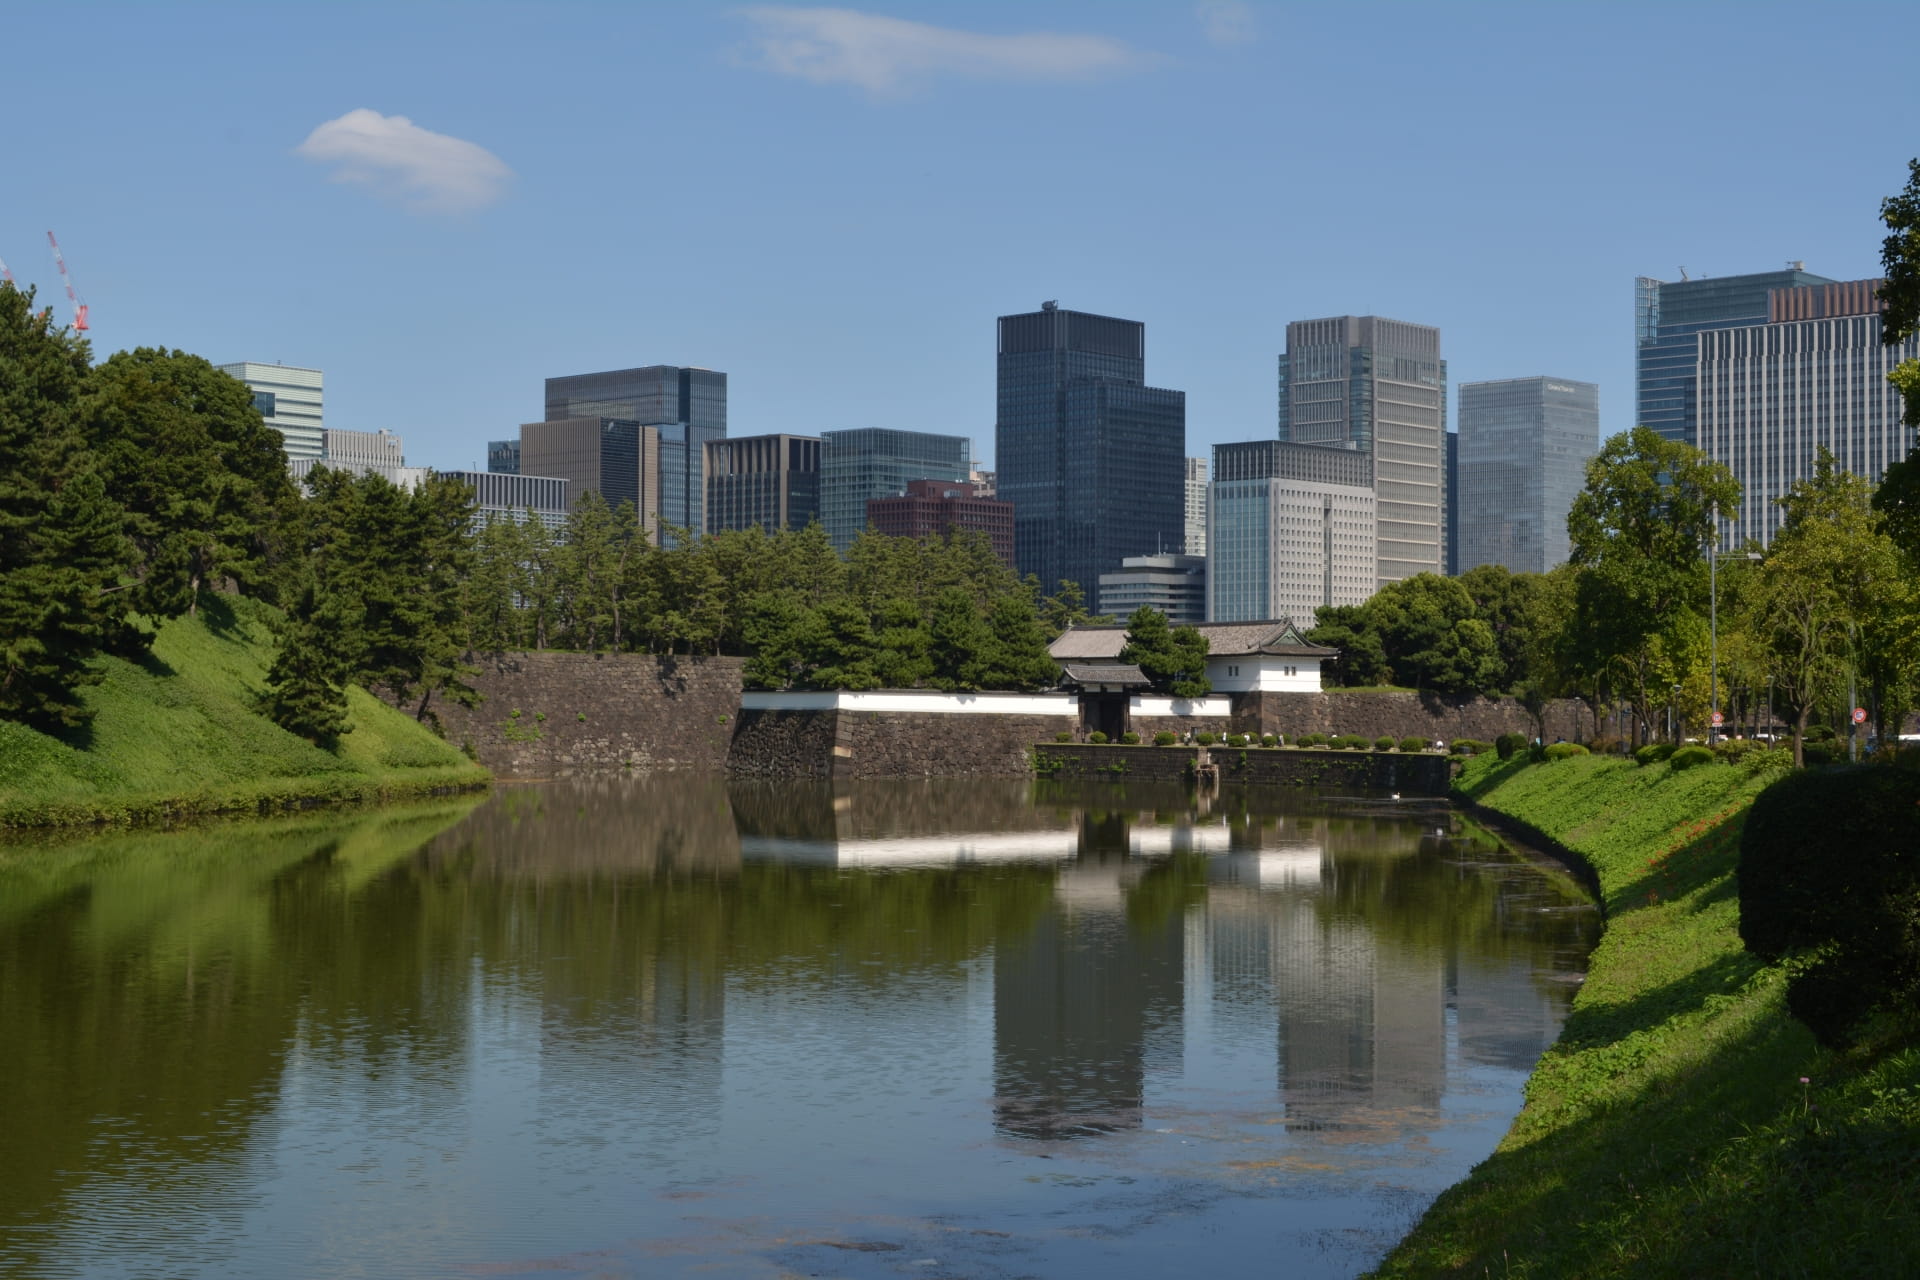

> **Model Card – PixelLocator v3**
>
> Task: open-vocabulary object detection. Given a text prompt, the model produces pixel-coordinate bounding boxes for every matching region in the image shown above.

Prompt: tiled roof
[1059,662,1151,687]
[1049,619,1337,660]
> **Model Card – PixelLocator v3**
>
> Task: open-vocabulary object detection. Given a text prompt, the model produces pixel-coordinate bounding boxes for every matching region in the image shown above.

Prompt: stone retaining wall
[1234,691,1594,744]
[432,651,745,774]
[727,709,1062,778]
[1035,743,1453,795]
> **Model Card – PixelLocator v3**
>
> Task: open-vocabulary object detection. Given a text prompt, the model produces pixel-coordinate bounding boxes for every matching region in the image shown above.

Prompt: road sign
[1710,711,1724,727]
[1853,707,1868,724]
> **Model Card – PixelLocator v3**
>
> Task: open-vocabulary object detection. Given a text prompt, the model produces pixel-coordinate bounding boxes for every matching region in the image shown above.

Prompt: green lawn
[0,596,488,828]
[1370,753,1920,1278]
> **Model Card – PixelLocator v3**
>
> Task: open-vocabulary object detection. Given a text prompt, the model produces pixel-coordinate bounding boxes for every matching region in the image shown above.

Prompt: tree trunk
[1792,704,1810,768]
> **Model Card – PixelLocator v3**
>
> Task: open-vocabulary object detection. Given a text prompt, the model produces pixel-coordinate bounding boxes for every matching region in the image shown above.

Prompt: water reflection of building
[992,849,1188,1141]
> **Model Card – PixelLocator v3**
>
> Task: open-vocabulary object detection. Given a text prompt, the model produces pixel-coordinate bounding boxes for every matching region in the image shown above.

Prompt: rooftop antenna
[46,232,89,332]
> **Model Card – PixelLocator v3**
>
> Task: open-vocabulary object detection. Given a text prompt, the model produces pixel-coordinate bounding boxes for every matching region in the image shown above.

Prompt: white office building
[1207,441,1375,626]
[218,362,323,461]
[1184,456,1209,556]
[1699,277,1920,548]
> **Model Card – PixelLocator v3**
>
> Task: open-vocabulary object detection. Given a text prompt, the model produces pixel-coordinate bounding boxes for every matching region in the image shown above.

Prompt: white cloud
[295,109,513,213]
[1196,1,1257,47]
[737,7,1148,95]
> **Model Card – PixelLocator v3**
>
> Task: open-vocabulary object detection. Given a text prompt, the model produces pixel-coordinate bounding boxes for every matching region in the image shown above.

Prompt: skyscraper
[1457,377,1599,575]
[1184,457,1208,556]
[704,433,821,535]
[519,417,657,528]
[545,366,726,535]
[1635,266,1832,446]
[218,362,323,461]
[1277,317,1445,586]
[996,302,1186,597]
[1207,440,1376,625]
[818,427,970,551]
[1699,278,1919,548]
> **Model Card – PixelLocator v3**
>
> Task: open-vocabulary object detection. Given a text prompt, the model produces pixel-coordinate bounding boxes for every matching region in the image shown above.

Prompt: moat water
[0,777,1596,1279]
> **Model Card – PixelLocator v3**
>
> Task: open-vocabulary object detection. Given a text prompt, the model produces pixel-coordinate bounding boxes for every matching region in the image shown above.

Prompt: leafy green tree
[1037,578,1106,636]
[926,586,993,691]
[1119,606,1211,698]
[974,592,1061,692]
[1365,574,1503,695]
[262,572,353,745]
[870,596,933,688]
[1872,159,1920,558]
[1566,426,1738,742]
[292,468,477,724]
[0,284,134,728]
[803,599,880,690]
[1455,564,1545,693]
[1755,453,1905,764]
[740,591,811,689]
[83,348,294,637]
[463,513,533,652]
[1308,602,1390,687]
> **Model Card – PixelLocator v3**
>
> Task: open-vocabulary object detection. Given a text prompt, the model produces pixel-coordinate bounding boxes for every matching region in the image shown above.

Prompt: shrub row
[1740,765,1920,1048]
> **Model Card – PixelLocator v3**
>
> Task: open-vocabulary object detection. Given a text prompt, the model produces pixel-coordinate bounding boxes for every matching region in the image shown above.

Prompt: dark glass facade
[819,428,971,551]
[995,303,1185,599]
[704,434,822,534]
[487,439,520,475]
[1457,378,1598,575]
[1634,269,1831,445]
[545,365,726,542]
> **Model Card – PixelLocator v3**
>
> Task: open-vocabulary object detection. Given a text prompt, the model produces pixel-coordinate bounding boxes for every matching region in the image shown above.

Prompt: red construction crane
[46,231,88,331]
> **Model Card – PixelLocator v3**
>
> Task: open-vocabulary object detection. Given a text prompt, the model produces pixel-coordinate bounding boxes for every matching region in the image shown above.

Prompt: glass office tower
[1457,377,1599,575]
[1277,317,1444,586]
[819,428,970,551]
[545,365,726,538]
[1634,267,1831,446]
[996,302,1186,599]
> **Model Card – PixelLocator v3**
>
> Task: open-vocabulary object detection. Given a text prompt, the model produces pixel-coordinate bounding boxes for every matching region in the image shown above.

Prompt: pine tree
[0,284,134,728]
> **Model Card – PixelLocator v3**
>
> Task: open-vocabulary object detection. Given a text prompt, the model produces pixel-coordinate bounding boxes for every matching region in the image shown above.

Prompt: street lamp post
[1709,507,1719,745]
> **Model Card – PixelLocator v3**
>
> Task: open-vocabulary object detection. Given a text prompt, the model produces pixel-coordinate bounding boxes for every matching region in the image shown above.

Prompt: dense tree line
[458,506,1097,692]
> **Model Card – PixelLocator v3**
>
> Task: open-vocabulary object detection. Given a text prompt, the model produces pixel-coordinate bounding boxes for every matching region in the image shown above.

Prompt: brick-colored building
[865,479,1015,567]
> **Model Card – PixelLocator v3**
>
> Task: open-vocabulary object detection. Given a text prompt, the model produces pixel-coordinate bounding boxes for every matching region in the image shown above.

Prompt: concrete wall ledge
[740,689,1077,715]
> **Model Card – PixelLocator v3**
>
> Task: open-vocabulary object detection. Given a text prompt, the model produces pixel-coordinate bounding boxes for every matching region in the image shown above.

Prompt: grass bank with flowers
[1369,752,1920,1278]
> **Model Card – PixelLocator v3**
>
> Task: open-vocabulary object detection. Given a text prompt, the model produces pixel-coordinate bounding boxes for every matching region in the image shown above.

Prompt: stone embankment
[441,652,1591,778]
[1034,743,1453,794]
[435,652,744,774]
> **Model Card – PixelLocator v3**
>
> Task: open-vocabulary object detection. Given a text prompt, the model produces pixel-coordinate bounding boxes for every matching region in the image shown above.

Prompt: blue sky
[4,2,1911,472]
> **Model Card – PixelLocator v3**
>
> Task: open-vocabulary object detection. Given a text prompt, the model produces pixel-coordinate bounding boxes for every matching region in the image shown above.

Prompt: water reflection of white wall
[738,832,1080,866]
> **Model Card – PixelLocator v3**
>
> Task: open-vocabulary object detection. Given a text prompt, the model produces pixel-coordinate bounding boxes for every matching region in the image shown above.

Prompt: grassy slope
[0,596,487,828]
[1371,753,1920,1279]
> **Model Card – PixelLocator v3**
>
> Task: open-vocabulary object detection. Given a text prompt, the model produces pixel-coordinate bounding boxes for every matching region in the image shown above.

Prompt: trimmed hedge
[1739,766,1920,1047]
[1543,742,1589,761]
[1451,738,1492,756]
[1669,745,1715,770]
[1260,733,1278,748]
[1087,730,1108,744]
[1119,730,1139,745]
[1194,731,1217,746]
[1398,736,1426,753]
[1495,732,1528,760]
[1635,742,1675,766]
[1153,730,1177,747]
[1375,735,1397,752]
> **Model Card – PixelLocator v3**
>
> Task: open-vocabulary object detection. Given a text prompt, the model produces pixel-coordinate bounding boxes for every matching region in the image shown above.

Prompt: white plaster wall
[739,690,1079,715]
[1130,695,1233,717]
